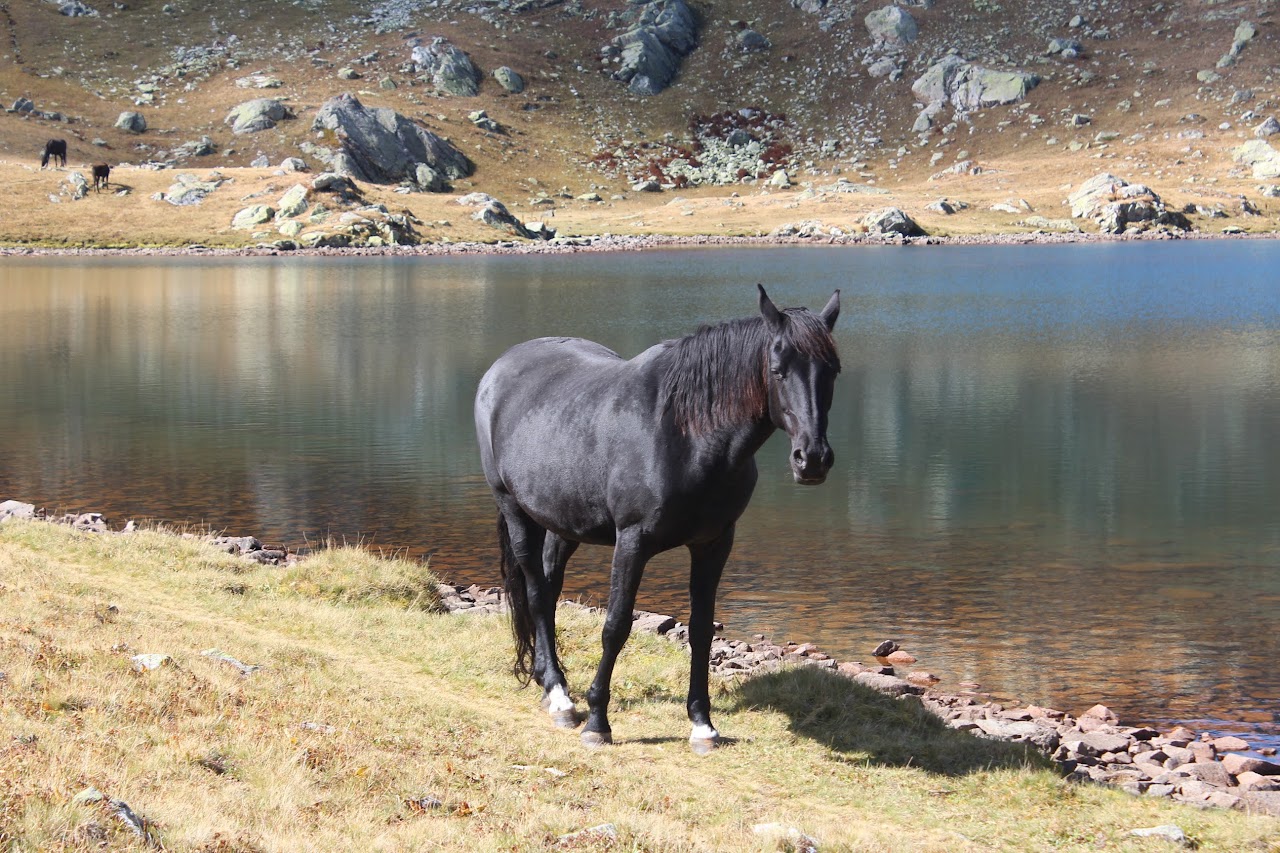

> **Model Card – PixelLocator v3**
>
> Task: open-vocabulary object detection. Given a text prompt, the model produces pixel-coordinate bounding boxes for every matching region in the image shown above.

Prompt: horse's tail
[498,514,536,686]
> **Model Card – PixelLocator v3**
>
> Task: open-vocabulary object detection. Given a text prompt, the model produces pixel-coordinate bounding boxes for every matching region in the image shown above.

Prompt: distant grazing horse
[91,163,110,193]
[41,138,67,169]
[475,285,841,750]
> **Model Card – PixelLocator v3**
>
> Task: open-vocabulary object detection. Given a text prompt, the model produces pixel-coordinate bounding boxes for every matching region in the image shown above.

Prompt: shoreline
[3,498,1278,817]
[2,227,1279,259]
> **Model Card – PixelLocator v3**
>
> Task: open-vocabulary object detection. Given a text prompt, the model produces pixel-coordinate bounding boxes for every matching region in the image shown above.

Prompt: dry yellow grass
[1,520,1277,851]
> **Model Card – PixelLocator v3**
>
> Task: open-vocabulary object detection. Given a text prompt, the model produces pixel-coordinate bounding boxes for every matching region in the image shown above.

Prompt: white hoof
[689,724,721,754]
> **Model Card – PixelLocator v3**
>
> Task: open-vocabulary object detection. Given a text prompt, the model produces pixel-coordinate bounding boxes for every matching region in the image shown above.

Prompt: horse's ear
[820,289,841,332]
[758,284,784,331]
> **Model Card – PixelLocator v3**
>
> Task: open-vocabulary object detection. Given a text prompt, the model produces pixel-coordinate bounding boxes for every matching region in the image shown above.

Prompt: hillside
[0,0,1277,246]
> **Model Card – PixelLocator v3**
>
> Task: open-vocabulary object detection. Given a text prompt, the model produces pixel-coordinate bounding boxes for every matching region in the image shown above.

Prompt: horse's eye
[770,366,784,378]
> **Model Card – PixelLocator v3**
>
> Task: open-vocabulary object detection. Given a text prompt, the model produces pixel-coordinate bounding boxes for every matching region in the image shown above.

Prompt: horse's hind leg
[686,527,734,752]
[536,532,578,726]
[498,500,577,727]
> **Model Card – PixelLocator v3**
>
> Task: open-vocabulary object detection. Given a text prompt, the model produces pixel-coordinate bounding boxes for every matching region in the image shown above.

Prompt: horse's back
[475,336,665,538]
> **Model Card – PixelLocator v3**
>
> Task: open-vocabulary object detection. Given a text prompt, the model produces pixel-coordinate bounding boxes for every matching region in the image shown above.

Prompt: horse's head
[759,284,841,485]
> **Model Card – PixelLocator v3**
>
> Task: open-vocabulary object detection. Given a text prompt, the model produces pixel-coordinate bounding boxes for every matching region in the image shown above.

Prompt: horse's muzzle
[790,444,834,485]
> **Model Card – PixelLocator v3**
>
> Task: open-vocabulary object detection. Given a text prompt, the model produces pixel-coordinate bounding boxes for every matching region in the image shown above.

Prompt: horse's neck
[689,410,776,472]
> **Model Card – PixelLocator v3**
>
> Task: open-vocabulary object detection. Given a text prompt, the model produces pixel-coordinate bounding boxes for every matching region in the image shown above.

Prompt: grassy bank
[0,521,1275,851]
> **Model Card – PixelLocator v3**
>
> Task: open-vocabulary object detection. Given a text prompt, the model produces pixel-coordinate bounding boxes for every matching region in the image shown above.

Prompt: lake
[2,242,1278,748]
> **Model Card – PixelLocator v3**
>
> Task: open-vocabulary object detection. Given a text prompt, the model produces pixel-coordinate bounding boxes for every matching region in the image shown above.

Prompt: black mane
[661,308,840,436]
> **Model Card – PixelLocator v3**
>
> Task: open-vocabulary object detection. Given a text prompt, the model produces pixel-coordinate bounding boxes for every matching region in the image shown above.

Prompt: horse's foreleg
[536,533,578,727]
[686,527,734,751]
[582,528,650,747]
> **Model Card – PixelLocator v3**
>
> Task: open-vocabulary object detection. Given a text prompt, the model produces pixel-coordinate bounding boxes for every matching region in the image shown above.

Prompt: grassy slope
[1,521,1276,851]
[0,0,1277,245]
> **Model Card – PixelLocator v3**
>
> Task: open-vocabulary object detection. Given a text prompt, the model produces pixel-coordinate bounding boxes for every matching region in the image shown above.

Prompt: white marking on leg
[690,723,719,741]
[546,685,574,714]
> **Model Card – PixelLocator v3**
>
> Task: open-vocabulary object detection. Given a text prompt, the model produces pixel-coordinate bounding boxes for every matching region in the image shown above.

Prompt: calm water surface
[2,243,1278,747]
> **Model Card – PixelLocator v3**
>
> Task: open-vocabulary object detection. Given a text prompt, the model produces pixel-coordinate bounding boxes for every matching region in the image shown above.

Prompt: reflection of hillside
[800,333,1280,545]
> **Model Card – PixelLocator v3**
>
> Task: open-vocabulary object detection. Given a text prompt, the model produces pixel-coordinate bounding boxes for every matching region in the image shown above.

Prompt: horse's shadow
[727,666,1049,777]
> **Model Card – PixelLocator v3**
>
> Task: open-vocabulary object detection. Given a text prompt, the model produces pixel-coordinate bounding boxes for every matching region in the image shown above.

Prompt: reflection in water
[1,244,1279,747]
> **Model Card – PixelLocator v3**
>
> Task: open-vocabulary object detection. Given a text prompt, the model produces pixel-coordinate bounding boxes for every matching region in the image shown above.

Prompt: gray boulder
[862,207,925,236]
[1233,140,1280,179]
[414,163,448,192]
[231,205,274,229]
[312,94,473,188]
[472,199,538,239]
[10,97,34,113]
[1067,173,1191,233]
[737,29,771,52]
[162,172,226,206]
[912,56,1039,113]
[57,0,98,16]
[276,184,310,219]
[610,0,698,96]
[1256,117,1280,138]
[115,111,146,133]
[492,66,525,94]
[176,135,216,157]
[864,6,918,47]
[1047,37,1083,56]
[0,499,36,520]
[412,38,481,96]
[225,99,291,135]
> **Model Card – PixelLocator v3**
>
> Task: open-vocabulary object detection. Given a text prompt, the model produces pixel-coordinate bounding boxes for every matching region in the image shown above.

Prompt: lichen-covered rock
[912,56,1039,113]
[864,6,917,47]
[225,99,291,135]
[411,38,481,96]
[492,66,525,94]
[1233,140,1280,179]
[862,207,925,236]
[232,205,274,229]
[114,111,146,133]
[610,0,697,96]
[312,94,473,187]
[276,184,310,219]
[472,199,538,239]
[1067,173,1191,233]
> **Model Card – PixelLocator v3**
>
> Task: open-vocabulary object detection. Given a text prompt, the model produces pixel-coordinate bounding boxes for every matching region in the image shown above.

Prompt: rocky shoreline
[1,225,1278,260]
[5,498,1280,821]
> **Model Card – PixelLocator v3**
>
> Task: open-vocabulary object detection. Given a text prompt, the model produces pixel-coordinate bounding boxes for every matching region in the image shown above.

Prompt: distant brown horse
[41,139,67,169]
[91,163,110,192]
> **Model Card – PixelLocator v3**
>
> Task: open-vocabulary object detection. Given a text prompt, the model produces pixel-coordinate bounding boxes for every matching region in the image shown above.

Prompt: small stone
[1129,825,1188,846]
[885,649,917,664]
[557,824,617,844]
[1222,754,1280,776]
[72,787,108,805]
[1212,735,1250,751]
[130,653,172,672]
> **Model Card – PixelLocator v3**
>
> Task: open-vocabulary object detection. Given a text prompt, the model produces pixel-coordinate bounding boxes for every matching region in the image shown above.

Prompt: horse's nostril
[792,448,805,465]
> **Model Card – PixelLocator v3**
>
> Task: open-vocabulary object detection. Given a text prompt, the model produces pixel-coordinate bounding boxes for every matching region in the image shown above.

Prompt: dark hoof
[689,735,720,755]
[580,729,612,748]
[550,708,579,729]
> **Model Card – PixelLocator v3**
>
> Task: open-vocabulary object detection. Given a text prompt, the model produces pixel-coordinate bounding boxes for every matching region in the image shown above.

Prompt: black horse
[91,163,110,192]
[475,285,841,750]
[41,139,67,169]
